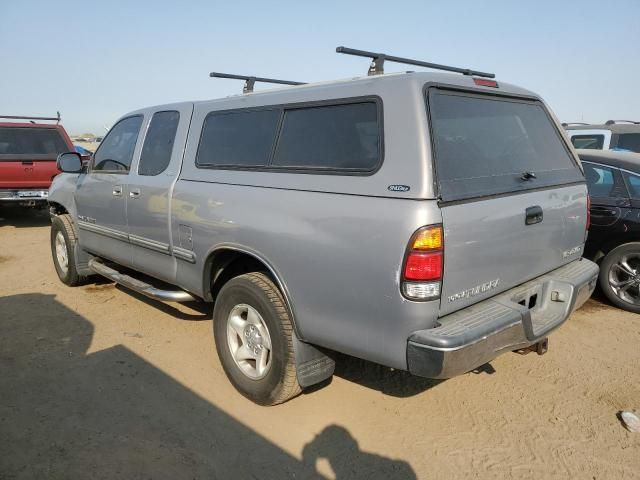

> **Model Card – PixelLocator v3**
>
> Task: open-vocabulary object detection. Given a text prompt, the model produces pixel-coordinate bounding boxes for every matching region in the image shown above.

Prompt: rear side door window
[138,111,180,176]
[582,161,630,225]
[622,171,640,200]
[92,116,143,173]
[582,162,619,198]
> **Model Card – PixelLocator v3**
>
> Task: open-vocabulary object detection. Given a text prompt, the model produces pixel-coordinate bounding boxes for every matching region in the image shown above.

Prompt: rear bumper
[407,258,599,379]
[0,189,49,203]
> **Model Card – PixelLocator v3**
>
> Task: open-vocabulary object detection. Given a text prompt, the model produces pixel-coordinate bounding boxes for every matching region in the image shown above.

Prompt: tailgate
[0,125,68,189]
[426,87,587,316]
[440,185,587,315]
[0,160,59,189]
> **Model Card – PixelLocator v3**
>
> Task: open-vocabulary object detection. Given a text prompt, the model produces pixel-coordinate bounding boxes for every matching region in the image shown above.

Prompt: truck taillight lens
[402,225,443,301]
[586,195,591,231]
[411,225,443,250]
[405,252,442,280]
[473,78,499,88]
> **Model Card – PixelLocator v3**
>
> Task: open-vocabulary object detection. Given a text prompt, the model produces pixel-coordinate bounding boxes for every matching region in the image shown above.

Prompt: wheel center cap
[243,325,263,348]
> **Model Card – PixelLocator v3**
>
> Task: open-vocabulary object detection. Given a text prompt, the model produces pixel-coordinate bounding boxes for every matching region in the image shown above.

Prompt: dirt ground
[1,207,639,480]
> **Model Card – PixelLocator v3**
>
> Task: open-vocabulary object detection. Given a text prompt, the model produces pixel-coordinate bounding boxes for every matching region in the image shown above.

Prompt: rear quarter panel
[171,182,442,369]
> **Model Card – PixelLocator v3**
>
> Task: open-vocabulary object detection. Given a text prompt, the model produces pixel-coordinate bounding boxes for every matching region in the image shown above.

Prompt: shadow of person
[0,293,323,479]
[302,425,417,480]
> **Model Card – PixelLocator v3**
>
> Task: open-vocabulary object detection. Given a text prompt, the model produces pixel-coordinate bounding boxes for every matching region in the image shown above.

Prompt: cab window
[92,116,143,173]
[138,111,180,176]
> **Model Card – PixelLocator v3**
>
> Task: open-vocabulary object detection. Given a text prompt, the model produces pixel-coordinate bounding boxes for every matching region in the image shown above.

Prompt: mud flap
[292,335,335,388]
[75,242,93,277]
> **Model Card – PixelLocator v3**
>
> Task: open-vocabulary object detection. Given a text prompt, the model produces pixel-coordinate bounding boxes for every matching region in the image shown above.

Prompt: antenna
[336,46,495,78]
[209,72,307,94]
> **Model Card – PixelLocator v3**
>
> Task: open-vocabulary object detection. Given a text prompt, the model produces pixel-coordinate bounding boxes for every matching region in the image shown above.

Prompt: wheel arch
[592,234,640,263]
[202,245,303,339]
[48,173,79,218]
[48,201,69,217]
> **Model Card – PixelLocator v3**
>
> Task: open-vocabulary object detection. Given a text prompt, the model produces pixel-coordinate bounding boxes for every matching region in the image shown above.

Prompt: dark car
[579,148,640,312]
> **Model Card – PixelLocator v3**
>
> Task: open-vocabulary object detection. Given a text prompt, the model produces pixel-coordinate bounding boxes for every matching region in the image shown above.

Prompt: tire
[50,214,82,286]
[598,242,640,314]
[213,272,301,405]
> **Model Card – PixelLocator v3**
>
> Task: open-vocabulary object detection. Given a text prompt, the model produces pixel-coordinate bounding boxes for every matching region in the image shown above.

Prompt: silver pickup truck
[49,48,599,405]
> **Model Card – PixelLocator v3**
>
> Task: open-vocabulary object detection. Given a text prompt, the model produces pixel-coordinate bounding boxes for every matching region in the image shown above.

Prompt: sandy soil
[0,207,638,479]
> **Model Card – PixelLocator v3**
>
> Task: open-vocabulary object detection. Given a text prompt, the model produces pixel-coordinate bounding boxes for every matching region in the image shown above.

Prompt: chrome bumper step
[407,259,599,379]
[88,258,196,303]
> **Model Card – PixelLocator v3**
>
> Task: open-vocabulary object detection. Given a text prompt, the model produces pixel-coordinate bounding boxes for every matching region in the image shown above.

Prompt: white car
[564,120,640,153]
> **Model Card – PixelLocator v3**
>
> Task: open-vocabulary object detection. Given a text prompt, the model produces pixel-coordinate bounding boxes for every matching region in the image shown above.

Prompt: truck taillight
[405,252,442,280]
[402,225,443,301]
[586,195,591,231]
[473,78,499,88]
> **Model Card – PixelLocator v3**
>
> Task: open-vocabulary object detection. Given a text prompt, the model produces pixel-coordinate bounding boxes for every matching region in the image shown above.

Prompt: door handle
[129,188,141,199]
[591,206,617,217]
[525,205,543,225]
[112,185,123,197]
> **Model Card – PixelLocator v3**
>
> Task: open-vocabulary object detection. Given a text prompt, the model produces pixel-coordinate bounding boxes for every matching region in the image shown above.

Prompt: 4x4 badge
[388,185,410,192]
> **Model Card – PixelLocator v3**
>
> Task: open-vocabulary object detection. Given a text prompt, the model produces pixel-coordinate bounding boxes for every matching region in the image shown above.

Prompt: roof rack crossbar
[561,122,590,126]
[209,72,306,94]
[335,46,495,78]
[605,119,639,125]
[0,112,61,123]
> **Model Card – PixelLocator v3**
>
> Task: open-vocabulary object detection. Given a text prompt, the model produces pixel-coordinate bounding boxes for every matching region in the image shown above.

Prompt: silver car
[49,48,598,405]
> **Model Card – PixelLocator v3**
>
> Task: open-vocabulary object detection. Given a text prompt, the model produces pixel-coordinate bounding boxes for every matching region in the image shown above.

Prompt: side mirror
[57,152,83,173]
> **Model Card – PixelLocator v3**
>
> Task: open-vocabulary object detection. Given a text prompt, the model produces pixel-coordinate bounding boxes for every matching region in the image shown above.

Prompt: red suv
[0,113,75,207]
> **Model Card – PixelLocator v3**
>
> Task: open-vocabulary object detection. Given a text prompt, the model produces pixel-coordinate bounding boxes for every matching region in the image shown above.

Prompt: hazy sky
[1,0,638,134]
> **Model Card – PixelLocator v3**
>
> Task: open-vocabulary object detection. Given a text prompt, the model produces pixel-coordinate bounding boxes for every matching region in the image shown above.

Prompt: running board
[88,259,196,303]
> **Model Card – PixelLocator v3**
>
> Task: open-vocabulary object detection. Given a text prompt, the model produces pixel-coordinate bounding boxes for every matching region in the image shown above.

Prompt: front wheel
[599,242,640,314]
[213,272,301,405]
[50,214,82,286]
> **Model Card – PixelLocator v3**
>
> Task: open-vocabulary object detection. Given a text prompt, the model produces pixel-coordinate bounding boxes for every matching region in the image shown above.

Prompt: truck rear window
[0,127,68,159]
[428,90,584,202]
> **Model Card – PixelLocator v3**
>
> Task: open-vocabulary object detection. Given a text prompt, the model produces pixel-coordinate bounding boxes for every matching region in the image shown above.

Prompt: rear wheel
[50,214,82,286]
[213,272,301,405]
[599,242,640,313]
